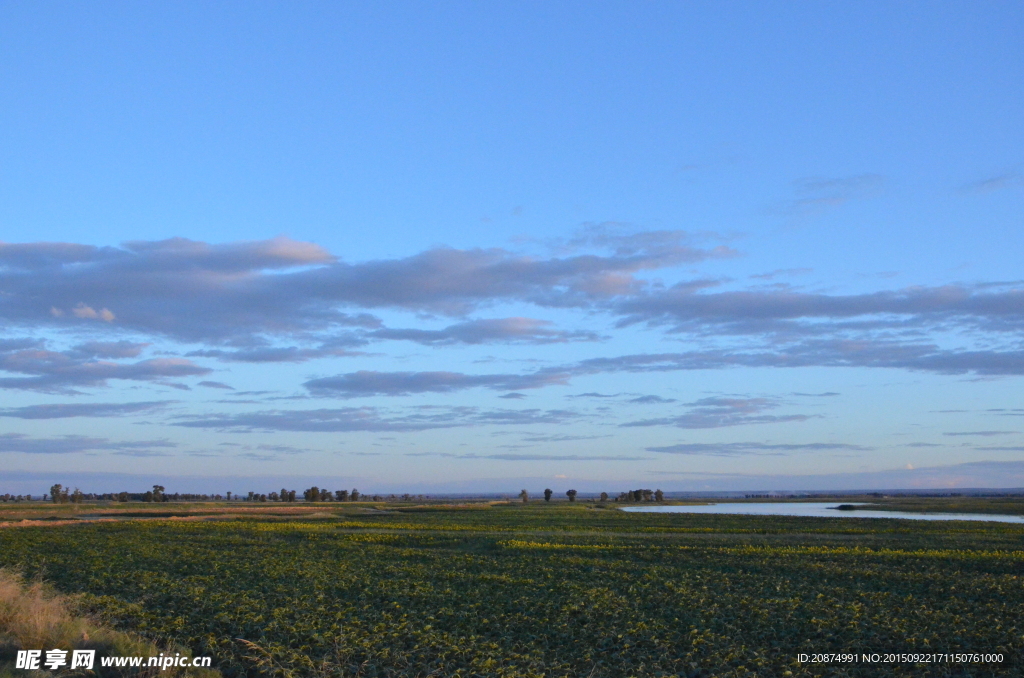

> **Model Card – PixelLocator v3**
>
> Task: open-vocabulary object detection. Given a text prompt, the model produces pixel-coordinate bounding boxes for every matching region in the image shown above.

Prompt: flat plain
[1,499,1022,677]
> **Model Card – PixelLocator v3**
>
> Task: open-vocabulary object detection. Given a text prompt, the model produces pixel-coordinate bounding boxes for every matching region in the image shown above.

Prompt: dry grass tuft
[0,569,219,677]
[0,569,90,652]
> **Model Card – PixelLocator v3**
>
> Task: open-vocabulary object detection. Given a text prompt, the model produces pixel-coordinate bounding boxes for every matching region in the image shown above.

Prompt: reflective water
[621,502,1024,523]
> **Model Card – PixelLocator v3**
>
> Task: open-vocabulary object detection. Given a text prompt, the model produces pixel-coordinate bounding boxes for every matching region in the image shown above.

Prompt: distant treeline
[46,484,221,503]
[23,484,670,504]
[11,487,1024,504]
[612,489,665,502]
[530,489,665,502]
[37,484,428,503]
[241,488,427,503]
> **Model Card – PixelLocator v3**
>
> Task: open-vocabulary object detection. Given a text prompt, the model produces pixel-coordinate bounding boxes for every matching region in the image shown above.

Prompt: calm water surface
[621,502,1024,523]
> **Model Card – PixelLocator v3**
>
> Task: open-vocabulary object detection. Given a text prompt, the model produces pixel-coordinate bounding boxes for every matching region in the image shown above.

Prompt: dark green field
[1,502,1022,677]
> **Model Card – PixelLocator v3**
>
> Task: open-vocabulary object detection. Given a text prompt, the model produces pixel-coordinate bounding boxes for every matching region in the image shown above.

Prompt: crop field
[1,502,1022,677]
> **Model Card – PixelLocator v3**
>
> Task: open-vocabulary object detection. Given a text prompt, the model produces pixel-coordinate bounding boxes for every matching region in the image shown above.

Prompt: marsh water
[621,502,1024,523]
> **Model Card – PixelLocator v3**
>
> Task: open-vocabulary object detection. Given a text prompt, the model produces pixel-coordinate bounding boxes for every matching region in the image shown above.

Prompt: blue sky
[1,1,1022,494]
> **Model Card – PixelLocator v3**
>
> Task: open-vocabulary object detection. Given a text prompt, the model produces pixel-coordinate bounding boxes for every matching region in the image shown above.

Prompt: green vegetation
[840,496,1024,516]
[0,502,1021,677]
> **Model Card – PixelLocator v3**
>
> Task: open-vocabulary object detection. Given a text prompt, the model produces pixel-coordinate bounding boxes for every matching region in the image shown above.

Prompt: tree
[336,490,349,502]
[71,488,84,504]
[519,489,529,504]
[288,490,296,502]
[319,488,331,502]
[566,489,578,502]
[543,488,553,502]
[226,491,232,501]
[50,484,64,504]
[152,485,165,502]
[600,492,608,502]
[655,489,664,502]
[350,488,360,502]
[304,487,320,502]
[280,488,288,502]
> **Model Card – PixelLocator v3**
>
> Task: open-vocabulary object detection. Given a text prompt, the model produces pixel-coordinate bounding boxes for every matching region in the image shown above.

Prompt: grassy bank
[0,569,218,678]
